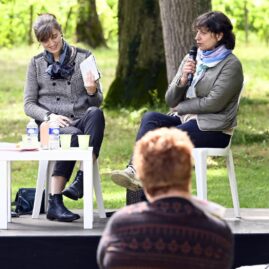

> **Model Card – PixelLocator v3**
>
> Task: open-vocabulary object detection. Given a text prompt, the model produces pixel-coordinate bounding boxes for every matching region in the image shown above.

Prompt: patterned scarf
[186,45,232,99]
[44,40,75,80]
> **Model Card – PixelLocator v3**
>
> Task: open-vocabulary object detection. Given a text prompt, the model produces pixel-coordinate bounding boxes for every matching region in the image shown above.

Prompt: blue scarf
[44,41,75,79]
[186,45,232,99]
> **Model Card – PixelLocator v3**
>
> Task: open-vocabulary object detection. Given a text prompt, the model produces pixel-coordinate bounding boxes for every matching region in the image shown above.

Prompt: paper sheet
[80,55,100,85]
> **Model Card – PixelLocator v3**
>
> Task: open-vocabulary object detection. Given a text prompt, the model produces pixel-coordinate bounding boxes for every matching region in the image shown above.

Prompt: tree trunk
[76,0,107,48]
[64,7,73,34]
[28,5,34,45]
[105,0,167,108]
[159,0,211,82]
[197,0,211,15]
[244,0,249,44]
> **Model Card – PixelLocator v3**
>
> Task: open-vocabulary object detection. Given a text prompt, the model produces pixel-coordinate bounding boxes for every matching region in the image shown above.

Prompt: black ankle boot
[62,170,83,200]
[47,194,80,222]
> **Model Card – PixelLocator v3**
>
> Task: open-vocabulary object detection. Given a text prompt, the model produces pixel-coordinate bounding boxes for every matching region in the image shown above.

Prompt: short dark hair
[193,11,235,50]
[33,13,62,42]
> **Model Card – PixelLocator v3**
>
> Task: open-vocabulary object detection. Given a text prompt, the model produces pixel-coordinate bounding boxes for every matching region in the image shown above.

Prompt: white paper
[80,55,100,85]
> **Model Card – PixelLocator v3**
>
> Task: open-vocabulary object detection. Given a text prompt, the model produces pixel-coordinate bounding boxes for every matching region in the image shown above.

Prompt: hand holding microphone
[180,46,197,87]
[187,46,197,86]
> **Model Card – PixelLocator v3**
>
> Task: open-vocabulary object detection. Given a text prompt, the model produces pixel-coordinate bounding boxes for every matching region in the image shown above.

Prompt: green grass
[0,37,269,210]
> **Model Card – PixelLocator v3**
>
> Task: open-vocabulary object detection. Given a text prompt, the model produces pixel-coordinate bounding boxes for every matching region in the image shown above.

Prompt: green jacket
[165,53,244,131]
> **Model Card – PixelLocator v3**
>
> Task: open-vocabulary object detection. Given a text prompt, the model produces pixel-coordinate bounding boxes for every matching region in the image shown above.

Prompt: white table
[0,146,94,229]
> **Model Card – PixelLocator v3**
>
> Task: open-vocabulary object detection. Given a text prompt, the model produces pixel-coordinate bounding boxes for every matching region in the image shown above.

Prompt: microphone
[187,46,197,87]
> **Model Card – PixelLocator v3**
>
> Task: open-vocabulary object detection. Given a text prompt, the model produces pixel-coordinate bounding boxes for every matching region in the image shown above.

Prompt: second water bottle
[48,121,60,150]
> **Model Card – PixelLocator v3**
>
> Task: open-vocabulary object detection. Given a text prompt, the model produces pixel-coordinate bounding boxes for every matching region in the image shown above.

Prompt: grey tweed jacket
[165,53,244,131]
[24,47,103,122]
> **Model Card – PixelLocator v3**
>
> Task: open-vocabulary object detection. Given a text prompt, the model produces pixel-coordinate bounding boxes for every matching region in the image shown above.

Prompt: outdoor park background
[0,0,268,210]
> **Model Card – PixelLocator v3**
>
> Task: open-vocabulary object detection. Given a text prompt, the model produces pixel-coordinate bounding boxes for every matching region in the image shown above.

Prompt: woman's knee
[86,107,105,123]
[61,126,82,135]
[86,106,102,115]
[141,111,160,124]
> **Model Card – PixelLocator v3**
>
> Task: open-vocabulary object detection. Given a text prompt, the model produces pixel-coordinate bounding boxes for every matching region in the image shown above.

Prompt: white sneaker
[111,166,142,191]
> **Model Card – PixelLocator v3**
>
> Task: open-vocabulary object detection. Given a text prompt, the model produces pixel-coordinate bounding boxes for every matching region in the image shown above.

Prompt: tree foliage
[0,0,268,48]
[213,0,269,45]
[252,0,269,45]
[0,0,117,48]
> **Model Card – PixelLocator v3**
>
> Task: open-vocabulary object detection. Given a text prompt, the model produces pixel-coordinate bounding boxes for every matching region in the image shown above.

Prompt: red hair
[133,128,193,196]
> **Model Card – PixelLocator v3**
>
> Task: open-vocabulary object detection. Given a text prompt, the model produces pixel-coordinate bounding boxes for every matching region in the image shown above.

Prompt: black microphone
[187,46,198,87]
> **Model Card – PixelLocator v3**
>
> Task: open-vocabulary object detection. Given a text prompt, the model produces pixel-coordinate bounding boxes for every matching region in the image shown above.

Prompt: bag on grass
[13,188,45,215]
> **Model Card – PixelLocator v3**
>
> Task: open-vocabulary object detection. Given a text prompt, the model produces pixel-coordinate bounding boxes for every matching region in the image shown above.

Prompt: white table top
[0,143,92,161]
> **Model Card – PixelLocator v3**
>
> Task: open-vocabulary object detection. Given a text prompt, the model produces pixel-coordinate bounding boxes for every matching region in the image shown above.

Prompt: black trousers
[52,107,105,180]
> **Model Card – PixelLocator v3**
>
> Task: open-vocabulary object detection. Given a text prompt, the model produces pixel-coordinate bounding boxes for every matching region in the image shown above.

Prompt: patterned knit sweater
[97,197,233,269]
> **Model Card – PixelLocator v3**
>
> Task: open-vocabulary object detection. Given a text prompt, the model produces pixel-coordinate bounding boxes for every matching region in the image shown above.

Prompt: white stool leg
[0,161,8,229]
[227,150,240,218]
[193,150,208,200]
[83,159,93,229]
[32,160,49,218]
[44,161,55,212]
[7,161,11,222]
[93,160,106,218]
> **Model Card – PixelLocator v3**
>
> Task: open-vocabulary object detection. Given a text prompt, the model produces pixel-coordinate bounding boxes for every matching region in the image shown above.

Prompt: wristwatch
[44,111,51,121]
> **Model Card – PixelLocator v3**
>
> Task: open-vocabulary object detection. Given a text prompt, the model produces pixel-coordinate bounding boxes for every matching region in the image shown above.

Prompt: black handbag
[13,188,45,215]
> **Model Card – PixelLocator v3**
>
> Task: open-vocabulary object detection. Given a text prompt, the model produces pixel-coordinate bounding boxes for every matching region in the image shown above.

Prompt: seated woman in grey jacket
[111,11,243,203]
[24,13,105,222]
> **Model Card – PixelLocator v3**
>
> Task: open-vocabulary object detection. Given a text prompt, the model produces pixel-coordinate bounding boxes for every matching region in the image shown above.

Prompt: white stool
[192,142,240,218]
[32,160,106,219]
[192,83,245,218]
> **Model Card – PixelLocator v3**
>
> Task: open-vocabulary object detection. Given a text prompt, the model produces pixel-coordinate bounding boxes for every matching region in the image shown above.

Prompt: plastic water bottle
[26,119,38,146]
[48,121,60,150]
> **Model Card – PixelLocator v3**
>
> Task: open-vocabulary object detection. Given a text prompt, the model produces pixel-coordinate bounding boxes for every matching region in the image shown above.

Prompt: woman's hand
[180,59,196,86]
[49,114,72,128]
[84,71,97,95]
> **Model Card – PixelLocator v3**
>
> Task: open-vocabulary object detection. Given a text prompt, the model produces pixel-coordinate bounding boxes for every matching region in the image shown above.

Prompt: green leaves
[213,0,269,45]
[0,0,118,48]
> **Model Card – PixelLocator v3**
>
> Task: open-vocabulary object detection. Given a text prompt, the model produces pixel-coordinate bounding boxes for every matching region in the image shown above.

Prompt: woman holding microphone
[111,11,244,204]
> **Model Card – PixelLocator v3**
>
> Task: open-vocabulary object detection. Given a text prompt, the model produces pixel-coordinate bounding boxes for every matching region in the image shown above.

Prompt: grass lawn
[0,37,268,210]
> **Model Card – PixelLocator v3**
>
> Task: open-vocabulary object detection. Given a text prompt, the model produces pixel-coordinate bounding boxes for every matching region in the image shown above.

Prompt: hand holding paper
[84,71,97,95]
[80,55,100,87]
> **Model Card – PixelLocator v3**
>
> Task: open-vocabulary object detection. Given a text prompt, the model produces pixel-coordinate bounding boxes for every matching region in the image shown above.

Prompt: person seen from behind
[98,128,234,269]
